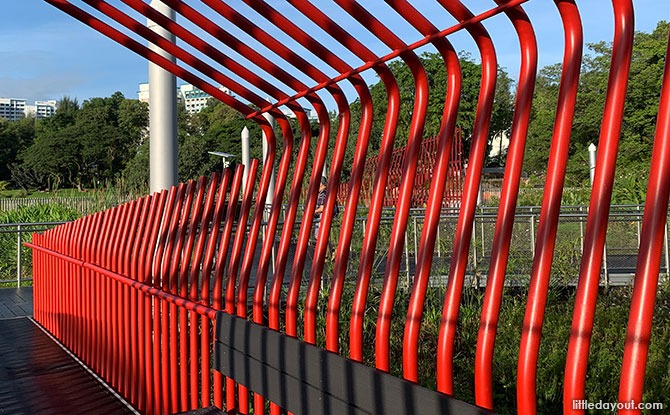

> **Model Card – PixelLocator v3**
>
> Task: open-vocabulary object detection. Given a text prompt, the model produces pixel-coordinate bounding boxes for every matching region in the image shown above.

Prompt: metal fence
[7,205,660,288]
[0,222,66,286]
[36,1,670,414]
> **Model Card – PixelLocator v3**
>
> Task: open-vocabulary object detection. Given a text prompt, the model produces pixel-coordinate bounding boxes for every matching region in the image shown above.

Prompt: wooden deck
[0,288,137,414]
[0,287,33,319]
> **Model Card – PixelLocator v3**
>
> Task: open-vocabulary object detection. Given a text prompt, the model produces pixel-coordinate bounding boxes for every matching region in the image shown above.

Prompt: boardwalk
[0,288,136,414]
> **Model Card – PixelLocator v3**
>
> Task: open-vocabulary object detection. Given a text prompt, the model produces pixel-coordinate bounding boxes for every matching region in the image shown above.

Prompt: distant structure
[0,98,57,121]
[0,98,27,121]
[138,82,232,114]
[25,100,58,119]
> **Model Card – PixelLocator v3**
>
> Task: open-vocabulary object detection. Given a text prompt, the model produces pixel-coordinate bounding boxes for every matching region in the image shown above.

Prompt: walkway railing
[33,1,670,414]
[0,222,65,286]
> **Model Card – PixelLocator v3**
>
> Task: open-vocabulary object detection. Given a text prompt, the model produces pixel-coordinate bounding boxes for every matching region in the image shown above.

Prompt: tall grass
[296,282,670,414]
[0,204,80,284]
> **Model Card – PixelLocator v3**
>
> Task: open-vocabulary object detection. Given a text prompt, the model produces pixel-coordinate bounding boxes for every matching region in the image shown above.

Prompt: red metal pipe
[516,2,582,413]
[42,0,275,134]
[211,167,242,409]
[241,1,363,350]
[618,28,670,414]
[180,178,208,411]
[383,0,462,384]
[129,197,152,407]
[564,1,634,413]
[332,0,429,372]
[140,191,168,414]
[436,0,498,395]
[224,159,259,412]
[188,176,219,408]
[119,200,140,398]
[27,242,220,320]
[112,203,131,391]
[161,181,191,411]
[246,0,532,120]
[197,173,226,409]
[475,2,538,410]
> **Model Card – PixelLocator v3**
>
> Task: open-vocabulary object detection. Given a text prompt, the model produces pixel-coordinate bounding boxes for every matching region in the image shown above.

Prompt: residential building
[138,82,232,114]
[0,98,26,121]
[25,100,58,119]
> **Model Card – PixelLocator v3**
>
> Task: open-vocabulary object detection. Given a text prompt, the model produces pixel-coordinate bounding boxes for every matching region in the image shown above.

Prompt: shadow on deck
[0,288,136,414]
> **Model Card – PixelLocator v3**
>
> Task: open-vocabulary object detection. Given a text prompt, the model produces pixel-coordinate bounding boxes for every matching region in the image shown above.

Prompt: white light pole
[241,126,250,192]
[262,112,276,209]
[588,143,597,185]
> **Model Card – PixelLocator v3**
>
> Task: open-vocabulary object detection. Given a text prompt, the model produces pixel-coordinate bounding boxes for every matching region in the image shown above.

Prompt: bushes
[298,283,670,414]
[0,203,80,283]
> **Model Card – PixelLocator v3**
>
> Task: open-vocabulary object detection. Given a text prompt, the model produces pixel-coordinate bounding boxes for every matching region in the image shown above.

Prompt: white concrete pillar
[148,1,178,194]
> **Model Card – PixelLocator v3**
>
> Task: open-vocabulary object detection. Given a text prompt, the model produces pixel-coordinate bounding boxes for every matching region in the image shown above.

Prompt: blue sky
[1,1,668,108]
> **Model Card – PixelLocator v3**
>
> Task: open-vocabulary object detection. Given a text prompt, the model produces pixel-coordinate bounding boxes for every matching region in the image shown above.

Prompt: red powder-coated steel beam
[388,0,462,384]
[564,1,634,413]
[476,2,538,410]
[331,0,429,372]
[517,2,583,414]
[618,28,670,415]
[437,0,498,395]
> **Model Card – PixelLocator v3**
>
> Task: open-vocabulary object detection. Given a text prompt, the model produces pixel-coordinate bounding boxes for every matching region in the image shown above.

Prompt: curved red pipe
[618,28,670,414]
[515,2,582,414]
[332,0,429,373]
[282,0,399,355]
[435,0,498,395]
[381,0,463,384]
[564,1,634,413]
[475,1,538,410]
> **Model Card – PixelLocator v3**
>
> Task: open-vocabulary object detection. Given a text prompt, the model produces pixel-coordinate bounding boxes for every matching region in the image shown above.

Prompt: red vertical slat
[564,2,634,413]
[516,2,582,413]
[436,0,498,395]
[618,28,670,415]
[475,2,538,410]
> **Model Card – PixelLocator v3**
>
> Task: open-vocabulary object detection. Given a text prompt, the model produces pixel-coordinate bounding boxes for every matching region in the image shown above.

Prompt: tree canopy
[3,20,668,203]
[524,21,669,204]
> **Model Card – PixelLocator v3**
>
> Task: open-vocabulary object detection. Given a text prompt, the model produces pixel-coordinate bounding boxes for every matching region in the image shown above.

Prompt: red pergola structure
[30,1,670,415]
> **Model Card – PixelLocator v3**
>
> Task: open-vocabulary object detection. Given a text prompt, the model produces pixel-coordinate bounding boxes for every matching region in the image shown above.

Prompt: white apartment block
[138,82,231,114]
[25,100,58,119]
[0,98,27,121]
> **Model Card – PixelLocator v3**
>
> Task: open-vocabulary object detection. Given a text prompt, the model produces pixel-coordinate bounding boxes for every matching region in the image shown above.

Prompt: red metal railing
[32,1,670,414]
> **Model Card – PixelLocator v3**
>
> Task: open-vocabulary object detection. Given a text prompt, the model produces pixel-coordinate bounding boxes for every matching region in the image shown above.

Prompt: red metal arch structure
[28,1,670,414]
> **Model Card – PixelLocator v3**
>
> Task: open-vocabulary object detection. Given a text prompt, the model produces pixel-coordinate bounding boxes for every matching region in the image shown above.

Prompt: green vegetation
[0,204,80,284]
[297,283,670,415]
[524,21,670,205]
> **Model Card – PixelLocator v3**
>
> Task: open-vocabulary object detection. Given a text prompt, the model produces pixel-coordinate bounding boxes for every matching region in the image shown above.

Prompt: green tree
[347,52,515,168]
[0,117,35,181]
[18,93,147,191]
[524,21,669,202]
